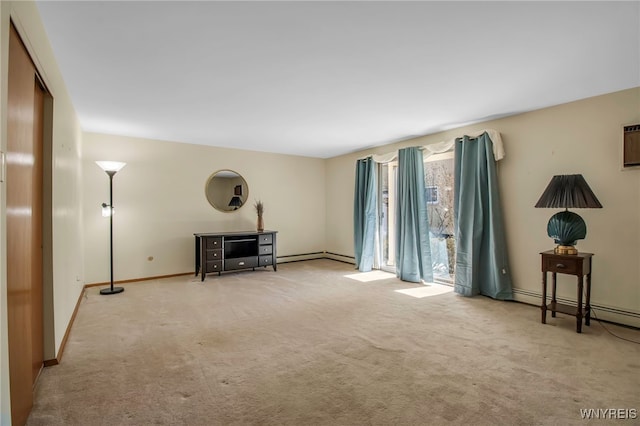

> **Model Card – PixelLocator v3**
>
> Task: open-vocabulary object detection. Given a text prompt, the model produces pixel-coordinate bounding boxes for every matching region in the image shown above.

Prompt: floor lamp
[96,161,126,295]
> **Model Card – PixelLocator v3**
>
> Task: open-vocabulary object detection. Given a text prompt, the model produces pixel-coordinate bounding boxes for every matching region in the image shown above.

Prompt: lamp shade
[96,161,126,173]
[228,196,242,208]
[534,174,602,209]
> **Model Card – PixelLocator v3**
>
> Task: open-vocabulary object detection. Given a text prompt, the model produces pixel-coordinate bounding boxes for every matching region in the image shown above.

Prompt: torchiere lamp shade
[535,174,602,255]
[95,160,126,173]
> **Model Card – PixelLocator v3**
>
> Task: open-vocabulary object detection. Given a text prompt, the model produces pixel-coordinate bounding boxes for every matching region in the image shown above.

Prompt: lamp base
[100,286,124,295]
[554,245,578,255]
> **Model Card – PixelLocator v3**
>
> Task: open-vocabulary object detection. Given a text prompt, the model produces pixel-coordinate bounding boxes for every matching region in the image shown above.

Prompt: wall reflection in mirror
[205,170,248,212]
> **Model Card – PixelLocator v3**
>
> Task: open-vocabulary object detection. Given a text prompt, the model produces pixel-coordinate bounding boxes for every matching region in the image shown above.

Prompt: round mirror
[205,169,248,212]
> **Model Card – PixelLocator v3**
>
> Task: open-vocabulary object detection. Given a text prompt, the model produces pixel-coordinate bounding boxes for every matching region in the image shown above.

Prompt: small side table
[540,250,593,333]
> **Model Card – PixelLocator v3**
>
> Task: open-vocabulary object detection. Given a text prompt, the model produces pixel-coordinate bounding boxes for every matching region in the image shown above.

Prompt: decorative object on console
[95,160,127,295]
[255,199,264,232]
[535,174,602,255]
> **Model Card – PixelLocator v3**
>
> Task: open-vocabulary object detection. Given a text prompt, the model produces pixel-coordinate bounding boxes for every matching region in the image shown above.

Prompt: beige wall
[326,87,640,327]
[0,1,85,423]
[82,133,326,284]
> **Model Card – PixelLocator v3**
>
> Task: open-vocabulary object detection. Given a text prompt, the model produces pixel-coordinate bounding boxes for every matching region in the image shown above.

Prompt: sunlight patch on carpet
[344,270,396,282]
[395,284,453,298]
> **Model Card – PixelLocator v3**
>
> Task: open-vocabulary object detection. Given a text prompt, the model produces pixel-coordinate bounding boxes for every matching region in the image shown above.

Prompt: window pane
[424,155,455,283]
[379,161,397,272]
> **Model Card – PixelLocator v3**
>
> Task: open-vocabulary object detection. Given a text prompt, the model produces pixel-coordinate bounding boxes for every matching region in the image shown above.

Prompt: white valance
[362,129,505,163]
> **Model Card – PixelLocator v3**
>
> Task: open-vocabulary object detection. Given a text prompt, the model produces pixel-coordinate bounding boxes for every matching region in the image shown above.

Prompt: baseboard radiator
[513,287,640,328]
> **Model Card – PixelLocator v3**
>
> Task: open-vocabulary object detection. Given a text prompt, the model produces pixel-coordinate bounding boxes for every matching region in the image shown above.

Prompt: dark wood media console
[194,230,277,281]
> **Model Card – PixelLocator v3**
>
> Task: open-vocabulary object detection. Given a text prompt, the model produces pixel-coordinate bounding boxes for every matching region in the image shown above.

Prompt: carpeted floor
[27,259,639,425]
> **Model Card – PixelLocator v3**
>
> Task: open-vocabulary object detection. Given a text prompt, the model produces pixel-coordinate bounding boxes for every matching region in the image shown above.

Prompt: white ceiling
[36,1,639,159]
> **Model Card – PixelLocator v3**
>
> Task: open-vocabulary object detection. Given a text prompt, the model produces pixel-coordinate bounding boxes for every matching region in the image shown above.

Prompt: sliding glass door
[377,151,456,283]
[379,161,397,272]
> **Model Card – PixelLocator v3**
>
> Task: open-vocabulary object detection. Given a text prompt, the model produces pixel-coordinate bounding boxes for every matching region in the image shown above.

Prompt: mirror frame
[205,169,249,213]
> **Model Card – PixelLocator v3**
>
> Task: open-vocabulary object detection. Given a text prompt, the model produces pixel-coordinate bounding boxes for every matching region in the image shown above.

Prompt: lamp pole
[96,161,126,295]
[103,170,123,294]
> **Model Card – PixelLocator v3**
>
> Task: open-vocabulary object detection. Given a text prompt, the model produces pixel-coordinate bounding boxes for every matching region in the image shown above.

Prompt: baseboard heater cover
[512,287,640,322]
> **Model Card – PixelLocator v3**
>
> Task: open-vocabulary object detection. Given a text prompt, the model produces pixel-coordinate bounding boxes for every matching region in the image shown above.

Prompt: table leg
[551,272,557,318]
[576,275,584,333]
[541,271,547,324]
[195,236,200,276]
[200,239,206,282]
[585,272,591,327]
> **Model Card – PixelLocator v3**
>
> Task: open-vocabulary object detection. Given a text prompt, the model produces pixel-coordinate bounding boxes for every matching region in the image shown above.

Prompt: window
[425,186,439,204]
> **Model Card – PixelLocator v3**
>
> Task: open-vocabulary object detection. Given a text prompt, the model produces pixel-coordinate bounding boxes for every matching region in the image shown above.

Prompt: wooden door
[32,79,45,385]
[7,22,45,426]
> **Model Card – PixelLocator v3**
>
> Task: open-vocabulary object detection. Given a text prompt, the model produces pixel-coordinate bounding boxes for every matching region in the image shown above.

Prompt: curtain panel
[353,156,377,271]
[454,132,513,299]
[395,147,433,283]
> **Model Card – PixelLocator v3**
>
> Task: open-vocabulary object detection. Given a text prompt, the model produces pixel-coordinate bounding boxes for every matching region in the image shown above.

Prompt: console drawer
[259,245,273,255]
[543,256,580,274]
[206,249,223,260]
[205,260,223,273]
[225,256,258,270]
[259,255,273,266]
[258,234,273,245]
[205,237,223,249]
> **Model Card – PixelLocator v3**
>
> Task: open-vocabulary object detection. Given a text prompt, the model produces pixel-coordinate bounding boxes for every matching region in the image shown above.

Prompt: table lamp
[535,174,602,255]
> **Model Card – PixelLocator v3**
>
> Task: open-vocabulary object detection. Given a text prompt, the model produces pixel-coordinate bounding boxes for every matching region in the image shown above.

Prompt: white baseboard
[513,288,640,329]
[276,252,325,263]
[323,252,356,265]
[276,251,355,265]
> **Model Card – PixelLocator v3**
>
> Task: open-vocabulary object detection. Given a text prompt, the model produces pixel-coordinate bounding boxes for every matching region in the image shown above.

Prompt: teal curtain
[454,133,513,299]
[353,157,377,271]
[395,147,433,283]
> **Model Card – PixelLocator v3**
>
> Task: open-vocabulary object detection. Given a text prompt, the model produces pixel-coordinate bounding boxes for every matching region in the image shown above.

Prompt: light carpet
[27,259,639,425]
